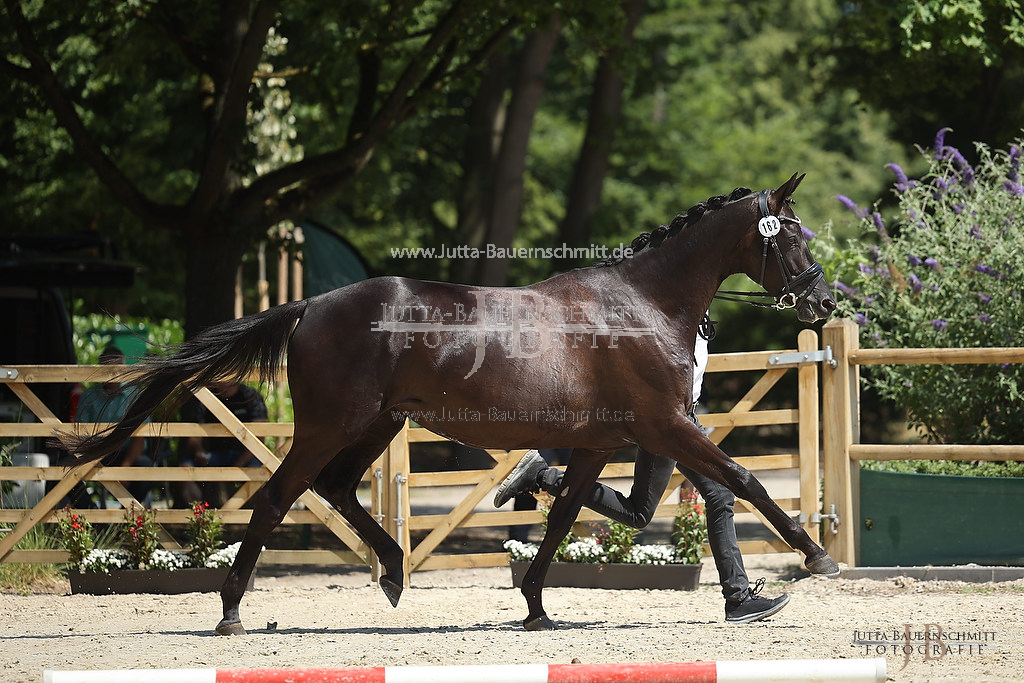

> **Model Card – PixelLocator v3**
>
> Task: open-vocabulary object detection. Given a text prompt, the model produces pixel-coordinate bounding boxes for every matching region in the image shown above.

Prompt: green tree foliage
[4,0,945,358]
[583,0,906,240]
[818,131,1024,444]
[2,1,617,336]
[330,0,906,296]
[564,0,907,367]
[830,0,1024,149]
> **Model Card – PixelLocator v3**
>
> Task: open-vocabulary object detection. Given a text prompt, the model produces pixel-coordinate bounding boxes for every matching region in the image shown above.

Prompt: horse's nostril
[823,297,837,312]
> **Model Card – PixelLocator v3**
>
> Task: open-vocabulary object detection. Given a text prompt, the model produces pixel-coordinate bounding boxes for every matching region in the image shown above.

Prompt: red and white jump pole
[44,658,886,683]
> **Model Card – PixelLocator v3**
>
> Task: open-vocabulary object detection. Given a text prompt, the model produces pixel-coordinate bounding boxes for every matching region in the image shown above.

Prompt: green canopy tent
[299,220,370,297]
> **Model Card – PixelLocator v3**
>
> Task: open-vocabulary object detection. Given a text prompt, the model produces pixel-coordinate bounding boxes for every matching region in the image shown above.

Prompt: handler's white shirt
[693,331,709,404]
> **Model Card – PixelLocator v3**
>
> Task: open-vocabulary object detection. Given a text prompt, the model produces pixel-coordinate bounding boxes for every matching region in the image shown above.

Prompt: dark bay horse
[56,173,838,634]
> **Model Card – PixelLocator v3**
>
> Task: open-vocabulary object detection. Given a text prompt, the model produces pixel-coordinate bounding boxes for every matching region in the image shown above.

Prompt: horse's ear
[769,173,805,212]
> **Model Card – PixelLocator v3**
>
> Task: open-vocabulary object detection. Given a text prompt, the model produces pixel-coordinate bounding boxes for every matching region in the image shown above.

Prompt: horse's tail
[53,299,309,464]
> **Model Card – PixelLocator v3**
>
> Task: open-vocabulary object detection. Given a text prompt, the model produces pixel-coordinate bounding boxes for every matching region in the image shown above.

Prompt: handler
[494,317,790,624]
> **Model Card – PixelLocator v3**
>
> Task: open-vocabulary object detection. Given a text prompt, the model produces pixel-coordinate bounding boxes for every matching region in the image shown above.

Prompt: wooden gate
[0,364,368,567]
[2,329,825,575]
[819,318,1024,566]
[373,328,825,576]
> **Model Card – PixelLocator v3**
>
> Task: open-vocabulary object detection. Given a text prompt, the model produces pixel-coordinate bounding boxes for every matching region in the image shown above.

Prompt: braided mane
[594,186,754,267]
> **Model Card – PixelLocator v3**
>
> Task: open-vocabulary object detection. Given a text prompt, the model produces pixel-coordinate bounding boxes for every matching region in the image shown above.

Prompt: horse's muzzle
[797,283,837,323]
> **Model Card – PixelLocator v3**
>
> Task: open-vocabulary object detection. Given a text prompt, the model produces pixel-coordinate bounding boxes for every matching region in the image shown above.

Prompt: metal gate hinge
[373,468,384,525]
[768,346,835,368]
[0,367,18,380]
[800,504,840,535]
[394,473,408,534]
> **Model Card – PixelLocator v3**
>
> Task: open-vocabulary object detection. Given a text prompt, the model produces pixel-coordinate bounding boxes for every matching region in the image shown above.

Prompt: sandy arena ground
[1,554,1020,683]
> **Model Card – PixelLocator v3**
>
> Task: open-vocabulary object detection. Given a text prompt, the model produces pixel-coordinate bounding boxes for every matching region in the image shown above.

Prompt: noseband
[714,189,825,311]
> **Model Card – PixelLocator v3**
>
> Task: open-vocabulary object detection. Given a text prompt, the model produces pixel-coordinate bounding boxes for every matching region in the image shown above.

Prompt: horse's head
[738,173,836,323]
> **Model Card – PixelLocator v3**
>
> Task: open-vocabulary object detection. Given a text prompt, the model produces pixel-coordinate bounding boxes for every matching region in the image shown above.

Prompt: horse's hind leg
[312,417,407,607]
[215,429,366,636]
[520,450,610,631]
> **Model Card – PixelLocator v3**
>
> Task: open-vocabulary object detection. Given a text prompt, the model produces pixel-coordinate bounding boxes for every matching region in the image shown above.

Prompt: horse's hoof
[215,619,247,636]
[805,553,841,577]
[523,614,557,631]
[380,576,403,608]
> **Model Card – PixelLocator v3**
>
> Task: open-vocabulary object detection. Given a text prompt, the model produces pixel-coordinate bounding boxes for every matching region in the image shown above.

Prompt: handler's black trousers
[536,416,750,604]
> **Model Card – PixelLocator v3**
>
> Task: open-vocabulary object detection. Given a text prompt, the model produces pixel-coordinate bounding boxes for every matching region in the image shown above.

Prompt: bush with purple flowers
[818,130,1023,445]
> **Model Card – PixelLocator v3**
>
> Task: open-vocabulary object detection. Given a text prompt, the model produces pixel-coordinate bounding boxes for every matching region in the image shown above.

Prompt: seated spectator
[75,345,152,505]
[177,382,268,506]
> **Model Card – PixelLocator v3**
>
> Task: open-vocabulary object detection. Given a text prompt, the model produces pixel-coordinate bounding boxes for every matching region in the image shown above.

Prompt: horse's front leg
[642,419,839,576]
[520,451,610,631]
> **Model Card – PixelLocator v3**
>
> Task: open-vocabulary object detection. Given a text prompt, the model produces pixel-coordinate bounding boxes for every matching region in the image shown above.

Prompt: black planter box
[68,567,253,595]
[509,561,701,590]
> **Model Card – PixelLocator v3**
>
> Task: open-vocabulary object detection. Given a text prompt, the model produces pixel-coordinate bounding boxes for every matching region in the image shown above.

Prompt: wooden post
[234,265,244,319]
[291,226,304,302]
[257,241,270,312]
[275,226,289,433]
[382,420,411,586]
[369,455,385,582]
[277,225,289,306]
[797,328,820,543]
[821,318,859,566]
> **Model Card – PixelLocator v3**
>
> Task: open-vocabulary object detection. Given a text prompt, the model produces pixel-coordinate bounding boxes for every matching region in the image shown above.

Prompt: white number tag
[758,215,781,237]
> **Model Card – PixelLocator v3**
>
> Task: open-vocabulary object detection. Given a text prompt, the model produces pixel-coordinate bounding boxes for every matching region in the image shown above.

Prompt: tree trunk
[556,0,644,272]
[452,52,509,284]
[477,14,562,287]
[182,223,251,338]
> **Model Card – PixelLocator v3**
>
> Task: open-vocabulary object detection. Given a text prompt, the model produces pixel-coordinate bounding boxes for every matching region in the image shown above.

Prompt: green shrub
[861,459,1024,477]
[72,310,184,364]
[0,525,64,594]
[186,501,224,568]
[671,490,707,564]
[0,440,16,499]
[595,519,640,564]
[819,130,1023,445]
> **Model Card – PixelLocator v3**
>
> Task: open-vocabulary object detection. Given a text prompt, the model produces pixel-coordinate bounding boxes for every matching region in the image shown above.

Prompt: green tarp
[859,468,1024,566]
[300,220,369,296]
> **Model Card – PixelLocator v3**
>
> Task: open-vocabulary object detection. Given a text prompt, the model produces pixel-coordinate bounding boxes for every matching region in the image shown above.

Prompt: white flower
[205,542,241,568]
[503,538,689,565]
[78,549,131,574]
[629,544,680,565]
[562,537,606,564]
[150,549,189,571]
[502,539,538,562]
[75,545,241,573]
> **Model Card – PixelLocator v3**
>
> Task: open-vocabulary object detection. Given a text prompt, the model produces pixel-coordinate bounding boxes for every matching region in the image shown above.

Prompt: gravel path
[2,555,1020,683]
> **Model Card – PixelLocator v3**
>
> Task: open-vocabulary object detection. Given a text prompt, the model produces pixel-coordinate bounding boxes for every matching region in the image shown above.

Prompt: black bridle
[714,189,825,310]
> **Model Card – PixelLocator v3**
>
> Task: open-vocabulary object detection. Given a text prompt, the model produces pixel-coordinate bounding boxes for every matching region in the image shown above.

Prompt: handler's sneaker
[493,451,548,507]
[725,578,790,624]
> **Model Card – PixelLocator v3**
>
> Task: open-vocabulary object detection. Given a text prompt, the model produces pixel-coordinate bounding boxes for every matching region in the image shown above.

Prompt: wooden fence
[1,329,823,577]
[819,318,1024,566]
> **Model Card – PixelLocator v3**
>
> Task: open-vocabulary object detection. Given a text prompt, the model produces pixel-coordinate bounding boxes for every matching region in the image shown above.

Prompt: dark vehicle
[1,233,134,454]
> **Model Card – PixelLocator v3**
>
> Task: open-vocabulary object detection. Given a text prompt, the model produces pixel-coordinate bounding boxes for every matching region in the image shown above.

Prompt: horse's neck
[616,211,746,316]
